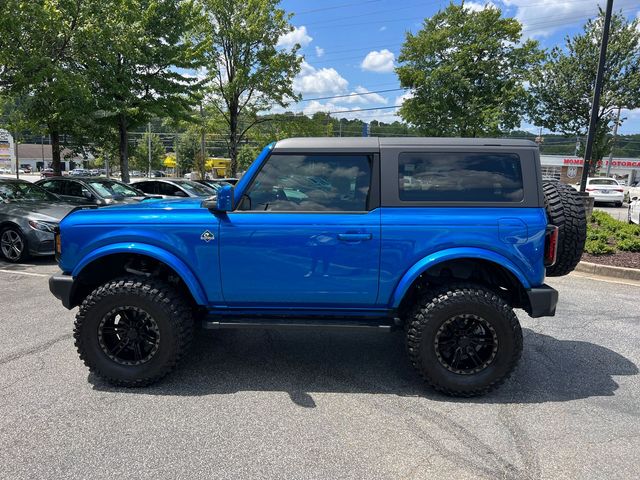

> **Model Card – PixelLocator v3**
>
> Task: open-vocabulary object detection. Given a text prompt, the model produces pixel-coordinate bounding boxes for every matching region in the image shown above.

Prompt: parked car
[50,138,587,395]
[36,177,154,206]
[69,168,90,177]
[0,179,77,262]
[579,177,624,207]
[629,195,640,225]
[131,178,216,198]
[150,170,166,178]
[130,170,143,178]
[40,168,56,178]
[0,167,11,175]
[194,179,231,192]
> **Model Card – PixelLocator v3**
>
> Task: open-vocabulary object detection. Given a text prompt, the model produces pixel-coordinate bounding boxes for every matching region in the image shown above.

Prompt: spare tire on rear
[543,181,587,277]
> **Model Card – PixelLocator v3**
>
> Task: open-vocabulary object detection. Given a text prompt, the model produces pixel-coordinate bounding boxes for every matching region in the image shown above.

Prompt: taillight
[544,225,559,267]
[586,188,595,192]
[614,188,624,192]
[54,227,61,262]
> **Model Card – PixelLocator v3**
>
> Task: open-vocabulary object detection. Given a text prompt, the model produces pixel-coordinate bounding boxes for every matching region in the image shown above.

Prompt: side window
[135,182,156,194]
[398,152,524,202]
[158,182,182,196]
[40,180,61,194]
[242,154,372,212]
[65,181,84,197]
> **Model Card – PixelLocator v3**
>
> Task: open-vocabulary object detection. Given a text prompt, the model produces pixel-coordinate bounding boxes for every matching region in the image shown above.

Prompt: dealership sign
[540,155,640,171]
[0,129,15,168]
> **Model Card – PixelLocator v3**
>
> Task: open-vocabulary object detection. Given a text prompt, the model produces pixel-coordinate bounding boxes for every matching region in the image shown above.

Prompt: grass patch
[586,211,640,255]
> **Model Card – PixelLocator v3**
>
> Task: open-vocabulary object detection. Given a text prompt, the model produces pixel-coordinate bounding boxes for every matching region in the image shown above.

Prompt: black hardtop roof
[273,137,537,152]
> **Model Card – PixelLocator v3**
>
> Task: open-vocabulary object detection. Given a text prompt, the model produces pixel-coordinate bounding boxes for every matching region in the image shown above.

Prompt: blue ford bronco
[49,138,586,396]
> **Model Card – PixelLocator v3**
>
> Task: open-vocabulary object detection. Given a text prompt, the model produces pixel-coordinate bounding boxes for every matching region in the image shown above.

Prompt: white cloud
[293,61,348,95]
[277,25,312,49]
[315,46,324,57]
[379,26,387,32]
[361,49,396,73]
[342,86,388,105]
[464,1,497,12]
[394,91,414,107]
[499,0,639,38]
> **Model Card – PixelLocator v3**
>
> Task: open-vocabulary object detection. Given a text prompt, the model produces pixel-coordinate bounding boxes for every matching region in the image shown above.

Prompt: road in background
[0,258,638,479]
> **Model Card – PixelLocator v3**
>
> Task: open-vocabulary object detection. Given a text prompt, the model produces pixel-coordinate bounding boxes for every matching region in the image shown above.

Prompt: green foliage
[617,238,640,252]
[586,211,640,255]
[528,10,640,167]
[199,0,302,175]
[396,4,542,137]
[0,0,95,172]
[584,239,616,255]
[131,133,165,172]
[237,145,261,172]
[175,132,201,174]
[80,0,206,182]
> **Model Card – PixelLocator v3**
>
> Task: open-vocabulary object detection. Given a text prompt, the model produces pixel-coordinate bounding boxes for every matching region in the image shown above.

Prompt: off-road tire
[74,276,193,387]
[406,284,523,397]
[543,181,587,277]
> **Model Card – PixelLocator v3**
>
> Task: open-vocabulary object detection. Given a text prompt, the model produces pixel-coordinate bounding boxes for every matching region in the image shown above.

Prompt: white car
[584,177,624,207]
[629,195,640,225]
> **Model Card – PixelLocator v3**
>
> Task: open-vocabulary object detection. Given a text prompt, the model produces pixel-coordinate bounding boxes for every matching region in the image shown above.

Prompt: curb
[575,261,640,282]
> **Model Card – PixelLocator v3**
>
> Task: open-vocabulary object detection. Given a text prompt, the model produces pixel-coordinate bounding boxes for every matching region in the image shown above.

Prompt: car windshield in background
[0,182,58,202]
[177,181,216,197]
[87,180,141,198]
[589,179,618,186]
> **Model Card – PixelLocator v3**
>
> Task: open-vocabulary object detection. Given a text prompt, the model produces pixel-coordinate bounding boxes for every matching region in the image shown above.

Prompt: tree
[396,4,542,137]
[237,145,261,172]
[81,0,205,182]
[199,0,302,176]
[131,132,166,173]
[175,132,200,175]
[0,0,94,174]
[528,10,640,167]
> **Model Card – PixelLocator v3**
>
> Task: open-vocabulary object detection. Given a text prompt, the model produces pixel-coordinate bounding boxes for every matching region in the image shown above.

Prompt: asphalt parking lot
[0,258,639,479]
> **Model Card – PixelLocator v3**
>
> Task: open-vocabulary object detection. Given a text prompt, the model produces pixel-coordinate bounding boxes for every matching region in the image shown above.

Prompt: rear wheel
[74,276,193,387]
[0,226,29,263]
[406,284,522,397]
[543,181,587,277]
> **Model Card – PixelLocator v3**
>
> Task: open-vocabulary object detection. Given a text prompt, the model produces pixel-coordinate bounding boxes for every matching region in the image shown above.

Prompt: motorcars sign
[0,129,15,170]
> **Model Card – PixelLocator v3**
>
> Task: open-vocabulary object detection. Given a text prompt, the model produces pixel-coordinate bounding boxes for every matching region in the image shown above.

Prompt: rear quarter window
[398,152,524,202]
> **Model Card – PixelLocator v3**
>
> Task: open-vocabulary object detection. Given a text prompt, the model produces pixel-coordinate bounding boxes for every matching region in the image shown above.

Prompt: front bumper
[49,273,76,309]
[526,284,558,318]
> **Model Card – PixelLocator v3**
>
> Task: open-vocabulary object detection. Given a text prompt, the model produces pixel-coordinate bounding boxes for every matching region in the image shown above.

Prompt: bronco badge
[200,230,215,242]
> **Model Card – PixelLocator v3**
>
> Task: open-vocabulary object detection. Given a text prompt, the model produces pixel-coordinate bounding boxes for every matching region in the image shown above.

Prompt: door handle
[337,233,373,242]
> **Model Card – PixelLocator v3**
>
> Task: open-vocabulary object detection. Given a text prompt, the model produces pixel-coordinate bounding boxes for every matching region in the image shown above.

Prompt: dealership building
[540,155,640,185]
[0,142,90,172]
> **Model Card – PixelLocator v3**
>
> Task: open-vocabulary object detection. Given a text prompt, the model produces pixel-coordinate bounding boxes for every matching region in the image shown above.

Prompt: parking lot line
[0,269,48,277]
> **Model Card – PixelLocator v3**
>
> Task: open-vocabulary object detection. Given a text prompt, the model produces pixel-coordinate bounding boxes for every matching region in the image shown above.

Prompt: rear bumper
[49,273,76,309]
[525,284,558,318]
[590,192,623,203]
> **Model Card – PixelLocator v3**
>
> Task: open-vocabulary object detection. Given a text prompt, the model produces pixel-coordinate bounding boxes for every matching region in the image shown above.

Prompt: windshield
[177,181,216,197]
[87,180,142,198]
[0,181,59,202]
[589,179,618,186]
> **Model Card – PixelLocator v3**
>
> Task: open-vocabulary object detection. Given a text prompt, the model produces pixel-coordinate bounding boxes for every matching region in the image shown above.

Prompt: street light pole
[579,0,614,193]
[147,122,152,178]
[605,106,621,178]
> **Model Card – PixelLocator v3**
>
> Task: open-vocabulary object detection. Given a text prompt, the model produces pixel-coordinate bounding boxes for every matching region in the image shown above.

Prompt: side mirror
[202,184,234,211]
[82,188,93,199]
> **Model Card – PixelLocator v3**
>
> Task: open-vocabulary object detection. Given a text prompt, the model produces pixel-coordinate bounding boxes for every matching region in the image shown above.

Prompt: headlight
[28,220,58,233]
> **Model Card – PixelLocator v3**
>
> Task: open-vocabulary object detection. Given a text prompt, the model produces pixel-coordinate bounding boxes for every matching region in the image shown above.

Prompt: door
[219,152,380,307]
[62,180,93,204]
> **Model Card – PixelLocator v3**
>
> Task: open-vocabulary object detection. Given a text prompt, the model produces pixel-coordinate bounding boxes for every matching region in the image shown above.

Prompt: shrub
[584,239,616,255]
[617,238,640,252]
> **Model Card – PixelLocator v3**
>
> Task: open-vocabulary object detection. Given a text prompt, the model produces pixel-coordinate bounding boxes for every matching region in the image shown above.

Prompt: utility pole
[605,106,621,178]
[579,0,614,193]
[147,122,152,178]
[200,103,206,179]
[14,130,19,180]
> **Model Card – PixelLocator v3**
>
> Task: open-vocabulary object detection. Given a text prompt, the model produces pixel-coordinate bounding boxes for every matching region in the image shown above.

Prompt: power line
[293,0,383,16]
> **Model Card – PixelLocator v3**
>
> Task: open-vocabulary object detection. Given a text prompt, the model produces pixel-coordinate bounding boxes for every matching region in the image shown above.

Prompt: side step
[202,317,399,332]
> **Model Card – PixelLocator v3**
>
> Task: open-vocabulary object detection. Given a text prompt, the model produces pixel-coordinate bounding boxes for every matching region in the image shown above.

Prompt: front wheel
[405,284,522,397]
[74,276,193,387]
[0,226,29,263]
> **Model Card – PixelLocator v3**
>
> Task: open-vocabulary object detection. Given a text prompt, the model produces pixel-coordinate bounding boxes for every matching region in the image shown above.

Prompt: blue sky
[275,0,640,135]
